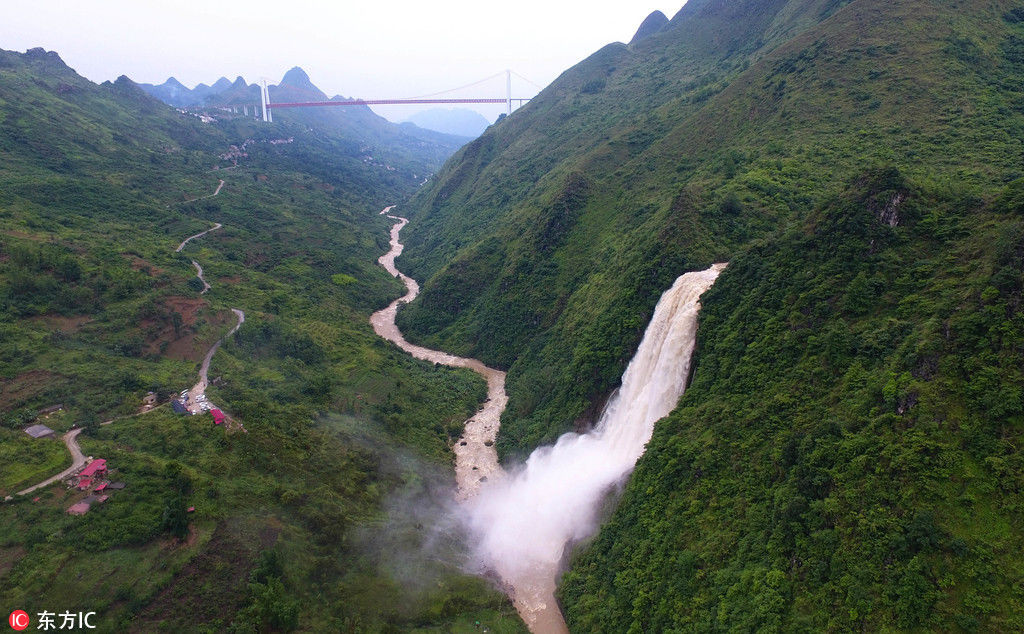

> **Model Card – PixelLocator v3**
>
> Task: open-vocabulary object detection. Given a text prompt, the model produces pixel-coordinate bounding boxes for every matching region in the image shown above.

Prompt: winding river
[369,207,506,500]
[370,206,568,632]
[370,205,723,634]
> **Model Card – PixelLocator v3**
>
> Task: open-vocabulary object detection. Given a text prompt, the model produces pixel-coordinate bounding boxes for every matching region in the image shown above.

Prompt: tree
[160,495,189,539]
[79,406,100,437]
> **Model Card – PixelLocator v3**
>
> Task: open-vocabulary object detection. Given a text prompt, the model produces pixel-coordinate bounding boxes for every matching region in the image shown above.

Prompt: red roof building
[79,459,107,478]
[77,478,92,490]
[94,482,107,492]
[211,409,225,425]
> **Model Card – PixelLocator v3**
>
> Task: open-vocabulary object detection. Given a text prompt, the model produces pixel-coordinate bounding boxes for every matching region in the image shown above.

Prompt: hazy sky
[0,1,685,122]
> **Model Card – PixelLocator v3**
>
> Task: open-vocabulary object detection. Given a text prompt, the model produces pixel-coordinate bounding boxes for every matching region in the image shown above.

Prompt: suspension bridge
[258,69,538,122]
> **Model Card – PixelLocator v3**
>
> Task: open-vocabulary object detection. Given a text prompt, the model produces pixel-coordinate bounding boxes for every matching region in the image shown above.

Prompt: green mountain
[139,66,467,180]
[0,47,522,631]
[629,10,670,44]
[134,76,195,106]
[393,0,1024,629]
[136,76,234,107]
[264,67,468,173]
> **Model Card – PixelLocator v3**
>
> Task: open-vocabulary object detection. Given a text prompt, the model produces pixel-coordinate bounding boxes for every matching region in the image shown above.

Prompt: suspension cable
[403,71,507,99]
[510,70,544,90]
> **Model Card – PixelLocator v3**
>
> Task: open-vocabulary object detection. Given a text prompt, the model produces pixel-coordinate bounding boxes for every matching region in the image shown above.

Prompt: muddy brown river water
[369,207,568,632]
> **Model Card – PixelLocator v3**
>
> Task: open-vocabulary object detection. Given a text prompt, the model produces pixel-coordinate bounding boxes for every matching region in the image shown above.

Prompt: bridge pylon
[260,80,272,122]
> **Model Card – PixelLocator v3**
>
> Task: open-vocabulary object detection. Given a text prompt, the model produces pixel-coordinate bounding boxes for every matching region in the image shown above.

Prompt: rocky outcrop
[876,192,905,227]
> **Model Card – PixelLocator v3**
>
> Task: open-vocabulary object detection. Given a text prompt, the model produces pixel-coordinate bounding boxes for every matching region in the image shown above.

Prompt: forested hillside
[0,48,522,631]
[561,169,1024,630]
[399,0,1024,454]
[393,0,1024,629]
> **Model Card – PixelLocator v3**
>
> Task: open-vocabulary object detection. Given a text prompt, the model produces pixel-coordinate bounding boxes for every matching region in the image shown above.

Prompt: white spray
[463,263,726,632]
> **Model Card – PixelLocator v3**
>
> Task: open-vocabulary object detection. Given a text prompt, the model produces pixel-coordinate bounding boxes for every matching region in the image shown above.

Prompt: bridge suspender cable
[403,71,507,99]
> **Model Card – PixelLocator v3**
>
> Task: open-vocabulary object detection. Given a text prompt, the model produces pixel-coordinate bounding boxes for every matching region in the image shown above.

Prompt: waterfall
[463,263,726,631]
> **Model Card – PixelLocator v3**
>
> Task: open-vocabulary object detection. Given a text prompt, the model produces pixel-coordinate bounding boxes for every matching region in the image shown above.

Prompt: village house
[24,424,55,439]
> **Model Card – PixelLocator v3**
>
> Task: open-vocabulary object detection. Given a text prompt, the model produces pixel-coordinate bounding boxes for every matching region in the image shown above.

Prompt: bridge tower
[260,80,273,122]
[507,69,512,116]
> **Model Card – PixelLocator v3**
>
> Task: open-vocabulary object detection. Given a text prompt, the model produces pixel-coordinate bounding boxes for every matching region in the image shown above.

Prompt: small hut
[24,424,55,439]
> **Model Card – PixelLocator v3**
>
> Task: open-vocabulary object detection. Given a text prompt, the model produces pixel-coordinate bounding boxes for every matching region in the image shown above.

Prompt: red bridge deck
[268,98,512,109]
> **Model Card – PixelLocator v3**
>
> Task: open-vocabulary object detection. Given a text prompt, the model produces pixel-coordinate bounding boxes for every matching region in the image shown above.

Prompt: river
[370,205,724,633]
[369,207,506,500]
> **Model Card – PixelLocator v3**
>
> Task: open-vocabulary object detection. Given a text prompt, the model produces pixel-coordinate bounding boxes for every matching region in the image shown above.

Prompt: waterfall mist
[461,264,725,628]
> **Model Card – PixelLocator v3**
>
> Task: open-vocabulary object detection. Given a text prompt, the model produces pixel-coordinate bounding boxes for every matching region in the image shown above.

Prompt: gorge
[371,204,724,632]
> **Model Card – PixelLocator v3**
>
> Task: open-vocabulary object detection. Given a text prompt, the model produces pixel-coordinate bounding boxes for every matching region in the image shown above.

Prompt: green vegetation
[0,47,522,631]
[0,428,67,493]
[5,0,1024,627]
[400,0,1024,455]
[389,0,1024,629]
[560,169,1024,630]
[4,405,520,631]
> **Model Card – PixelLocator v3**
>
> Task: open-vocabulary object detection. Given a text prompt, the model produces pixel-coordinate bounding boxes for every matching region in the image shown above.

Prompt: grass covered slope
[560,169,1024,630]
[397,0,1024,458]
[0,48,523,631]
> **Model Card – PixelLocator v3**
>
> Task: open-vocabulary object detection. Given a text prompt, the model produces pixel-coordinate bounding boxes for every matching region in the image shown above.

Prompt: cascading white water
[464,263,726,632]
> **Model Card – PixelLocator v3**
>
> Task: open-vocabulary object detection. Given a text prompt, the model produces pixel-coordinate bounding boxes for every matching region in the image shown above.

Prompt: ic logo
[8,610,29,631]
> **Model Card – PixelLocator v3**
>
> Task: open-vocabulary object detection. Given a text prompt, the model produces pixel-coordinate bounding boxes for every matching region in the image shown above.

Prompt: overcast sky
[0,1,686,122]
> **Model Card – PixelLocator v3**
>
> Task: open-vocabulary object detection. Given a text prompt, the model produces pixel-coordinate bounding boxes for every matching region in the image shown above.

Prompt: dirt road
[176,222,222,253]
[13,408,154,497]
[11,178,241,499]
[185,308,245,413]
[14,429,85,497]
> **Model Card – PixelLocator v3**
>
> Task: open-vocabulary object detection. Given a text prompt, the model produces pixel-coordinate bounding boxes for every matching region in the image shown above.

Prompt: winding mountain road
[172,183,245,422]
[15,429,85,497]
[185,308,245,412]
[11,179,244,498]
[174,186,224,295]
[170,179,225,209]
[176,222,222,253]
[191,261,211,294]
